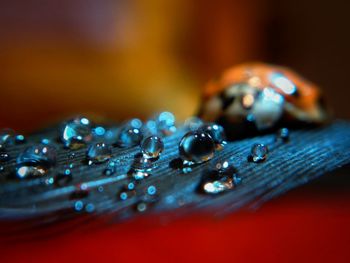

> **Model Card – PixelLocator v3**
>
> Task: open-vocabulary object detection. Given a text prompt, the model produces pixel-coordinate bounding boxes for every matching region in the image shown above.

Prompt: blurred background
[0,0,349,133]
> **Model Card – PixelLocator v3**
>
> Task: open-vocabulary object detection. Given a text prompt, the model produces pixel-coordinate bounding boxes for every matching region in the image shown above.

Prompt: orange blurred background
[0,0,349,132]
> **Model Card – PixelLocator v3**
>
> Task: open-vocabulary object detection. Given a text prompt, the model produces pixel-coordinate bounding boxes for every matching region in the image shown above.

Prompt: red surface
[1,191,349,263]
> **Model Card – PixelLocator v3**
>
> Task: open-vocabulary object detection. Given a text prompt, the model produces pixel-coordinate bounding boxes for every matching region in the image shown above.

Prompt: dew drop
[201,161,241,194]
[250,143,268,163]
[141,136,164,159]
[117,126,143,148]
[276,127,290,142]
[0,129,15,146]
[147,185,157,195]
[15,134,26,144]
[135,202,148,213]
[93,126,106,137]
[16,144,57,178]
[61,117,93,149]
[74,200,84,212]
[0,152,10,162]
[179,131,215,164]
[86,142,112,164]
[200,123,227,148]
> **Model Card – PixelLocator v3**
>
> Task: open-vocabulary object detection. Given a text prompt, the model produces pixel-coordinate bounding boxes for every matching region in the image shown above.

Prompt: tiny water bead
[0,152,10,162]
[0,129,15,146]
[61,117,93,149]
[141,136,164,159]
[276,127,290,142]
[15,134,26,144]
[200,123,227,147]
[179,131,215,164]
[250,143,268,163]
[93,126,106,137]
[117,126,143,148]
[86,142,112,164]
[16,144,57,178]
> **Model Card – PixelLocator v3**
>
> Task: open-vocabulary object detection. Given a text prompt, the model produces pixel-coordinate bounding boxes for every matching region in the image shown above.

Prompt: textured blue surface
[0,121,349,224]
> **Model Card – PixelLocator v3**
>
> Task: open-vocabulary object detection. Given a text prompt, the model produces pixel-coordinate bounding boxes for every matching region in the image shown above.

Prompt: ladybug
[198,62,329,139]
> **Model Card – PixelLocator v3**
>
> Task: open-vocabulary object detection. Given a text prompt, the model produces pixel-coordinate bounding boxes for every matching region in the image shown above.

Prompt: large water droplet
[16,144,57,178]
[179,131,215,164]
[141,136,164,159]
[250,143,268,163]
[61,117,92,149]
[86,142,112,164]
[117,126,143,148]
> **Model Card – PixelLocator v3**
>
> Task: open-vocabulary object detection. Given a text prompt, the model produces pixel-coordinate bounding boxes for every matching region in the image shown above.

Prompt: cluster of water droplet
[0,110,294,216]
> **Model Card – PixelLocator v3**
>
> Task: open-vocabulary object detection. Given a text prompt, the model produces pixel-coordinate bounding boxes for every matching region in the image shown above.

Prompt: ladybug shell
[199,63,329,138]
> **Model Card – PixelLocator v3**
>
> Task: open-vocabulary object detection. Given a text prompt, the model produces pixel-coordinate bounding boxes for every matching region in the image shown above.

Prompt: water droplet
[61,117,92,149]
[147,185,157,195]
[135,202,148,212]
[74,200,84,211]
[141,136,164,159]
[179,131,215,164]
[200,123,227,148]
[128,154,155,180]
[16,144,57,178]
[86,142,112,164]
[276,128,290,142]
[44,177,55,185]
[0,129,15,146]
[93,126,106,137]
[201,162,241,194]
[117,126,143,148]
[0,166,4,172]
[129,118,143,129]
[250,143,268,163]
[0,152,10,162]
[41,138,51,145]
[85,203,95,213]
[15,134,26,144]
[119,187,136,201]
